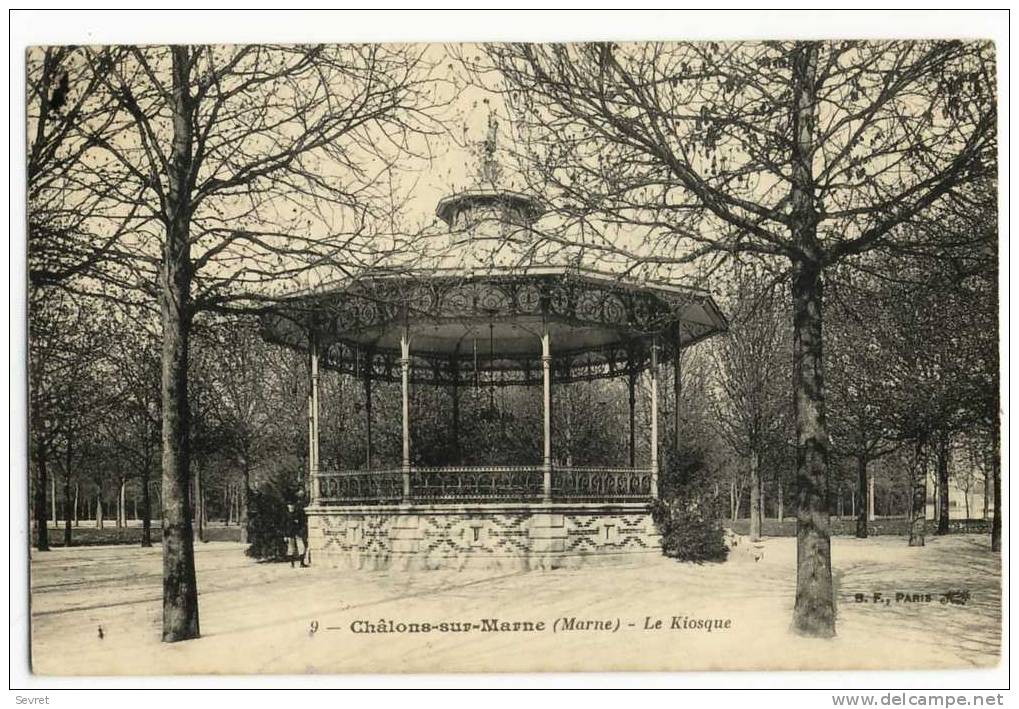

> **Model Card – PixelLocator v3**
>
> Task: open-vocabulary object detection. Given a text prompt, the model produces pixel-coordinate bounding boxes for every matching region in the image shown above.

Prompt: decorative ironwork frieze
[260,270,724,385]
[315,465,654,505]
[552,467,654,501]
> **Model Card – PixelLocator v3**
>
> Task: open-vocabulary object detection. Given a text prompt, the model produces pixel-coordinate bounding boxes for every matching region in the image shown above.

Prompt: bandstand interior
[261,189,728,509]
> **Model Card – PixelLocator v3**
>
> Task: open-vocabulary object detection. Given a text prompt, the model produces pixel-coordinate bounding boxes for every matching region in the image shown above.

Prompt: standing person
[296,488,309,566]
[286,494,308,568]
[285,502,300,568]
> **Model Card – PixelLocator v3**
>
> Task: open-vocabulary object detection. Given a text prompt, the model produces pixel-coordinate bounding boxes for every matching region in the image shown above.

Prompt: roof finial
[479,109,502,185]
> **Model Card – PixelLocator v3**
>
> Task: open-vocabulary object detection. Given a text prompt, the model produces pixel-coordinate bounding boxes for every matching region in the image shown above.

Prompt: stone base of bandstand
[306,503,662,571]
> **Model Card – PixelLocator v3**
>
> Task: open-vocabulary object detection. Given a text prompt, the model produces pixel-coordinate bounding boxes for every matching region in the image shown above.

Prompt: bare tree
[862,255,988,544]
[106,329,162,547]
[710,266,789,541]
[192,318,295,545]
[469,40,995,636]
[59,44,443,641]
[826,276,898,538]
[26,46,145,287]
[29,289,121,549]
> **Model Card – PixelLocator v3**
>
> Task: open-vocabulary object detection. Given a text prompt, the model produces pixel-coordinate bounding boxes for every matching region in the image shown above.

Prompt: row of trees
[28,301,286,550]
[705,240,998,546]
[29,302,661,538]
[33,260,996,548]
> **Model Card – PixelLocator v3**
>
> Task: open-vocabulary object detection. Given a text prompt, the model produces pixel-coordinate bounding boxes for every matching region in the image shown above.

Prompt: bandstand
[260,180,726,570]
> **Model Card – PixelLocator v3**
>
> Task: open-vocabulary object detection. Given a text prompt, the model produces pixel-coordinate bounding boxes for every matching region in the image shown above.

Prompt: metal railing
[412,466,544,502]
[315,465,654,505]
[553,466,654,501]
[316,469,404,504]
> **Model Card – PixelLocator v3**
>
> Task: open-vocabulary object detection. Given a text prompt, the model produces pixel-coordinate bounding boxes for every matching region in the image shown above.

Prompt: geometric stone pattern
[307,505,661,571]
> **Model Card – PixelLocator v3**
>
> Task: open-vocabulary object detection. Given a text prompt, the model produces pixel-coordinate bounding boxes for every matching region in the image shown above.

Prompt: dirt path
[29,535,1000,675]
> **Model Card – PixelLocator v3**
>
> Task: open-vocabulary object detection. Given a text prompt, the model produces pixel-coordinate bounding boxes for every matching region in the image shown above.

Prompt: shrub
[651,445,729,563]
[245,469,302,561]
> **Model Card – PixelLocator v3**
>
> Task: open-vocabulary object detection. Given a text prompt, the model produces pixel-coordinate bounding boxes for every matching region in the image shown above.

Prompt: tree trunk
[628,370,637,468]
[983,458,990,520]
[141,463,153,547]
[34,453,50,551]
[777,480,784,522]
[729,481,736,523]
[193,466,204,543]
[51,476,57,528]
[936,433,950,535]
[450,383,460,464]
[673,339,682,456]
[790,258,834,636]
[749,451,762,541]
[908,441,928,546]
[63,474,72,546]
[564,387,573,467]
[118,478,126,528]
[160,45,199,644]
[991,420,1001,552]
[96,495,104,529]
[868,473,876,521]
[239,461,250,545]
[788,43,834,638]
[364,364,374,468]
[855,455,868,538]
[73,483,79,527]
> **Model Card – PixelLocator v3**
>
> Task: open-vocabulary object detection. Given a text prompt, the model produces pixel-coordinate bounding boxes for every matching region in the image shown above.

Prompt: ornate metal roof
[260,124,726,385]
[261,264,726,386]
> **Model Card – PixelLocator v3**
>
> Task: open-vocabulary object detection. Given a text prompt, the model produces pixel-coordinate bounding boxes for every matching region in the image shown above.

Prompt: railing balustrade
[412,466,545,502]
[316,469,404,504]
[315,465,654,505]
[552,466,654,501]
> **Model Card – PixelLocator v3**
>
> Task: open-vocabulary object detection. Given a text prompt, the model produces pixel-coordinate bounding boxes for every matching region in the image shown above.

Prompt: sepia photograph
[13,9,1006,690]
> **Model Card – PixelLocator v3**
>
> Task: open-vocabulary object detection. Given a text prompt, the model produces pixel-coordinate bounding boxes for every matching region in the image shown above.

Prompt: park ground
[30,534,1000,675]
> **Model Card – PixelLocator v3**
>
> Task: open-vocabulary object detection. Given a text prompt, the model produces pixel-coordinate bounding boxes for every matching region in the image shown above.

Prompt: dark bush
[245,469,302,561]
[651,445,729,563]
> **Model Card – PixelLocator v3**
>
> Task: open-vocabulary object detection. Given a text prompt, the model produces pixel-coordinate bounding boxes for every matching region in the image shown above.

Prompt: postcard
[25,33,1001,676]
